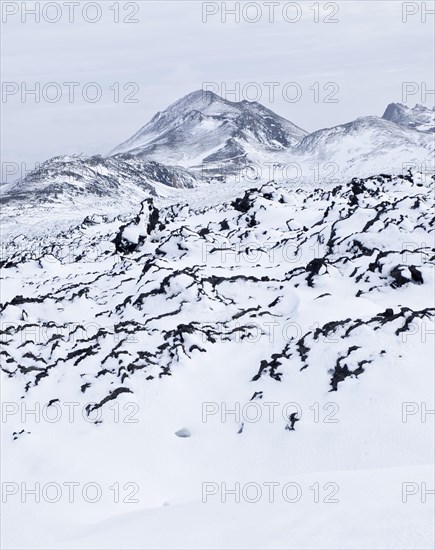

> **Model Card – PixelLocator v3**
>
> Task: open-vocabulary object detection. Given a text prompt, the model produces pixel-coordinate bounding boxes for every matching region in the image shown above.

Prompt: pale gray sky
[1,0,434,179]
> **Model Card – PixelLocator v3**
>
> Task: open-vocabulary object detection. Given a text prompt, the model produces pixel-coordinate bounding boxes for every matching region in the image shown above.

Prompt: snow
[1,172,434,549]
[383,103,435,133]
[1,91,435,549]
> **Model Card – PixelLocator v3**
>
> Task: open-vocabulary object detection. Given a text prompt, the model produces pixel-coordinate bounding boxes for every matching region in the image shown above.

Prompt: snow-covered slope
[2,154,197,205]
[1,172,434,549]
[0,154,199,238]
[383,102,435,133]
[294,115,434,179]
[109,90,308,173]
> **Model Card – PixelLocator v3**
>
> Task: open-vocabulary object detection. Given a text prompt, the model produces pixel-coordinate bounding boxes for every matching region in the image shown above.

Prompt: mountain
[382,102,435,133]
[109,90,308,174]
[3,92,434,225]
[109,92,433,181]
[294,115,434,179]
[0,154,200,239]
[2,154,197,203]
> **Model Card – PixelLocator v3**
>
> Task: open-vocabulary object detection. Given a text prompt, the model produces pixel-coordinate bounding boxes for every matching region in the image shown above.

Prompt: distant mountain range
[2,91,434,208]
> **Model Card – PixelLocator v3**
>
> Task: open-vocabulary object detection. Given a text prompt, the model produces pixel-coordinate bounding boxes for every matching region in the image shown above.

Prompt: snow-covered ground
[1,172,434,549]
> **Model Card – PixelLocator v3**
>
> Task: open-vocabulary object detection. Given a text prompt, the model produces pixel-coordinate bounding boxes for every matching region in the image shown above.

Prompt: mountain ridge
[382,102,435,133]
[2,90,434,216]
[109,89,309,171]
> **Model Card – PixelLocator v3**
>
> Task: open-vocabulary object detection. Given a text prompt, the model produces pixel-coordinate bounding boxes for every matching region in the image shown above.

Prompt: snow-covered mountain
[3,92,434,222]
[2,154,197,206]
[382,102,435,133]
[109,90,308,173]
[294,115,434,179]
[108,92,434,181]
[0,154,201,238]
[1,172,434,549]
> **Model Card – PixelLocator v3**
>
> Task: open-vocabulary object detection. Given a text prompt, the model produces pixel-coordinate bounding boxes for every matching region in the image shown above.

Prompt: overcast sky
[1,0,434,177]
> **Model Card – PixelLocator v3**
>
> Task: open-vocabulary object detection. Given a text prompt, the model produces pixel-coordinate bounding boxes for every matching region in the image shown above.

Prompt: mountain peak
[382,102,405,118]
[167,89,222,111]
[382,102,434,132]
[109,89,308,167]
